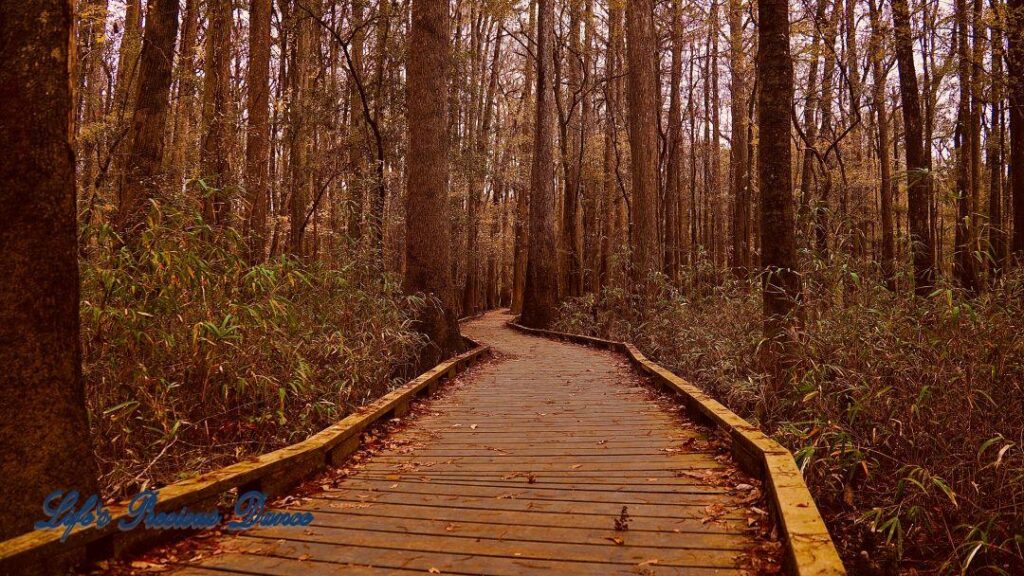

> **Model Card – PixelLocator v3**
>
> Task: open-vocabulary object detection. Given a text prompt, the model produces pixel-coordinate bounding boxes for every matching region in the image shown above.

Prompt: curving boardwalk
[174,311,777,575]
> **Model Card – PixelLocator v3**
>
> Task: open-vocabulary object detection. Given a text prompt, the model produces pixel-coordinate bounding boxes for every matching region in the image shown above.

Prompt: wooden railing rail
[0,337,490,575]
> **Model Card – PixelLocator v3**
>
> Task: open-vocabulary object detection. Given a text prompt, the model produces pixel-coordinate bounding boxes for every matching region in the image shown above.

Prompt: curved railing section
[508,321,845,576]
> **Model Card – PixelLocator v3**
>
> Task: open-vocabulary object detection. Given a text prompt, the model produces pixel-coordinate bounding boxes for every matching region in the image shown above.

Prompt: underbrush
[556,261,1024,574]
[80,204,423,497]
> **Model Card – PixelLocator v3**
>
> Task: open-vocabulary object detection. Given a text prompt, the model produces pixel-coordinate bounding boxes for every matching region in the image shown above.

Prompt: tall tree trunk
[405,0,463,367]
[117,0,180,245]
[758,0,803,346]
[245,0,272,263]
[814,6,839,262]
[1009,0,1024,260]
[892,0,935,293]
[511,0,535,315]
[625,0,660,294]
[168,0,199,189]
[0,0,99,542]
[869,0,895,289]
[561,0,584,298]
[599,0,622,292]
[200,0,234,228]
[954,0,979,290]
[798,0,829,232]
[728,0,750,275]
[289,5,316,257]
[664,0,683,283]
[709,0,724,271]
[464,27,501,315]
[77,0,110,212]
[990,0,1007,274]
[347,0,367,244]
[844,0,865,257]
[521,0,560,328]
[112,0,143,116]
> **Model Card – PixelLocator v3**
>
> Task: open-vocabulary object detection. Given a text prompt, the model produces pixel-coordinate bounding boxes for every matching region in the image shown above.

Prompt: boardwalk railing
[509,321,845,576]
[0,338,490,575]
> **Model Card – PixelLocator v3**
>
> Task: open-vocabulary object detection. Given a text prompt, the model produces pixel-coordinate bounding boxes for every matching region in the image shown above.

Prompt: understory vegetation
[79,204,424,497]
[556,260,1024,574]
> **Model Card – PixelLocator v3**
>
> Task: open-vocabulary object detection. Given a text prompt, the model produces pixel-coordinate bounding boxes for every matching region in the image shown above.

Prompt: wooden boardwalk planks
[173,311,778,575]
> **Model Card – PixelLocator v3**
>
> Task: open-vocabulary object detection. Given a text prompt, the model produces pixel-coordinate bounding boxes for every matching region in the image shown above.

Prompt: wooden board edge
[506,322,845,576]
[0,343,491,574]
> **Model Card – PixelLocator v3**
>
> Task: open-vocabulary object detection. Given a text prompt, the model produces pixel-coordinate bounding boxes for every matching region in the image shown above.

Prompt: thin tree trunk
[664,0,683,283]
[892,0,935,293]
[1009,0,1024,260]
[168,0,199,189]
[990,0,1007,274]
[245,0,272,263]
[289,4,316,257]
[200,0,234,228]
[511,0,534,314]
[117,0,180,244]
[798,0,829,232]
[869,0,895,289]
[954,0,979,290]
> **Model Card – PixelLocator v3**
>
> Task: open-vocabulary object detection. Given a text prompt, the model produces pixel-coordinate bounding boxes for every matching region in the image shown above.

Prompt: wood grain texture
[174,311,776,575]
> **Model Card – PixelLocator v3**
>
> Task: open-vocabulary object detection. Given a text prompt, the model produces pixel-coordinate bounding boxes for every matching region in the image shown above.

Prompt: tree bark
[1008,0,1024,260]
[405,0,463,367]
[664,0,683,283]
[728,0,750,275]
[245,0,272,263]
[869,0,895,289]
[511,0,535,315]
[117,0,180,244]
[289,4,316,257]
[989,0,1007,274]
[954,0,979,291]
[200,0,234,228]
[521,0,560,328]
[757,0,803,345]
[625,0,660,294]
[892,0,935,293]
[0,0,99,541]
[168,0,199,189]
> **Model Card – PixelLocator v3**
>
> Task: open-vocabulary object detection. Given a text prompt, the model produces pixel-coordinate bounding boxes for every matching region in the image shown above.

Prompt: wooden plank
[300,500,753,533]
[323,479,738,504]
[510,319,847,575]
[301,511,753,548]
[189,549,742,576]
[171,312,780,576]
[228,533,744,569]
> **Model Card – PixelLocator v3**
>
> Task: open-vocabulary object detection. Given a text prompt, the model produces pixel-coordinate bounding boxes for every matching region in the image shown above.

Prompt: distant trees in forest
[4,0,1024,554]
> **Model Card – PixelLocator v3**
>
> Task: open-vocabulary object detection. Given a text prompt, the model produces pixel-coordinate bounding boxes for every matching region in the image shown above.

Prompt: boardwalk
[174,311,776,575]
